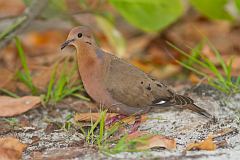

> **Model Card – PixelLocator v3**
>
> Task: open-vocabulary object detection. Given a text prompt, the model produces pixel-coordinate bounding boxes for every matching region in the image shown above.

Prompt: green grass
[43,61,89,105]
[168,39,240,95]
[13,37,90,105]
[74,110,151,154]
[75,110,108,146]
[15,37,39,95]
[3,117,18,125]
[62,113,74,131]
[75,110,119,146]
[0,88,19,98]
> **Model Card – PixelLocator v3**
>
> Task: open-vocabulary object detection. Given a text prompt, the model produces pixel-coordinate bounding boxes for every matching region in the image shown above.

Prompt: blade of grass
[174,58,208,77]
[75,122,87,136]
[0,88,19,98]
[207,40,228,76]
[54,73,67,102]
[87,115,101,143]
[201,55,226,84]
[167,41,209,68]
[208,79,228,94]
[72,93,91,101]
[237,76,240,85]
[98,110,106,146]
[45,65,57,103]
[15,37,30,76]
[226,57,233,82]
[184,41,203,67]
[15,37,38,95]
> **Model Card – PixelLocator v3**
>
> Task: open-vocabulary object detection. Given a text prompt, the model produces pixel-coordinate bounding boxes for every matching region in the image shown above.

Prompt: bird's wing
[103,53,172,108]
[102,53,212,118]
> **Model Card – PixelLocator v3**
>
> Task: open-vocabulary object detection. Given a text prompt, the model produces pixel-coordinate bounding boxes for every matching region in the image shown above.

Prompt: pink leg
[105,114,127,126]
[129,115,141,134]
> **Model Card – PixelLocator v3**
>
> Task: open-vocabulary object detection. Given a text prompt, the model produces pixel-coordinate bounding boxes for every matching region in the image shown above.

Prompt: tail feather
[185,103,212,118]
[153,94,213,118]
[173,94,213,118]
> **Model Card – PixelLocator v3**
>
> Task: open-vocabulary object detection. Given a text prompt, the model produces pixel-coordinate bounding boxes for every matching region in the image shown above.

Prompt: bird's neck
[74,41,102,74]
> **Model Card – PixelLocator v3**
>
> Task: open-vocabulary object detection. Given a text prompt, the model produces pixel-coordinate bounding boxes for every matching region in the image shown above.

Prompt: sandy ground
[0,84,239,160]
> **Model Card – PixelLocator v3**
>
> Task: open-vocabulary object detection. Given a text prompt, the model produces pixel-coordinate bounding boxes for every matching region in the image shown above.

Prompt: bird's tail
[171,94,213,118]
[184,103,212,118]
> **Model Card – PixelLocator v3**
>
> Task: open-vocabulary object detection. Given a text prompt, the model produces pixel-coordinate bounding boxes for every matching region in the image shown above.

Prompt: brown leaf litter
[126,131,176,150]
[0,96,41,117]
[0,137,27,160]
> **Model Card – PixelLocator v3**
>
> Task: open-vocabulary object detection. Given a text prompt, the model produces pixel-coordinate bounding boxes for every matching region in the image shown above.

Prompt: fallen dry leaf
[74,113,117,122]
[126,131,176,150]
[0,96,41,117]
[74,113,147,125]
[186,135,217,151]
[0,137,27,160]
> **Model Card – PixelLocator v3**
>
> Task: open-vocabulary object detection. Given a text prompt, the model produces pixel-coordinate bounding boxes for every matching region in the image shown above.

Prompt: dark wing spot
[86,42,92,45]
[141,81,143,84]
[167,89,175,96]
[146,84,151,90]
[157,83,162,88]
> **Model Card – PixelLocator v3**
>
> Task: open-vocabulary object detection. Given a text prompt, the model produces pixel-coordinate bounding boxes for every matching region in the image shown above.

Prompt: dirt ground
[0,83,240,160]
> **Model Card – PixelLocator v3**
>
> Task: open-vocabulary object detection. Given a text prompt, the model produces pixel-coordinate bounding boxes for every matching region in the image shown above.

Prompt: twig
[0,0,48,50]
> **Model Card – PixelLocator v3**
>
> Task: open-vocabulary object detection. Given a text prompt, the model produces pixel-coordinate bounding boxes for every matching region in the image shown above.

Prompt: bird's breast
[78,59,111,104]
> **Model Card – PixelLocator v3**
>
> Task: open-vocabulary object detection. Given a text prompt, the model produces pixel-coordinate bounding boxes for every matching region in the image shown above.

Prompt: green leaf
[235,0,240,11]
[190,0,233,20]
[109,0,183,32]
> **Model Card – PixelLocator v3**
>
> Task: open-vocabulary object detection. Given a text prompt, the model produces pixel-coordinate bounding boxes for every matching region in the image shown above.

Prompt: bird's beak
[61,38,75,50]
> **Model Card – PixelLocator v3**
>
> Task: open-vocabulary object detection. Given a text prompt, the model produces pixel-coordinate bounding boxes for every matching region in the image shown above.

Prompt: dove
[61,26,212,119]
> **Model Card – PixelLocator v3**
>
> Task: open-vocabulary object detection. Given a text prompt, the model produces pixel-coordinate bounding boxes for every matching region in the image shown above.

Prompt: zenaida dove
[61,26,212,118]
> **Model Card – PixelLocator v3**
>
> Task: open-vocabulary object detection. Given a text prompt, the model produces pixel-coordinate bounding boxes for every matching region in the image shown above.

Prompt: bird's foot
[106,114,142,133]
[129,115,141,134]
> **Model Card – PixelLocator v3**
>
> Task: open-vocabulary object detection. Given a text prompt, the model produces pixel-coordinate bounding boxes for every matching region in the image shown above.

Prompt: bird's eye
[78,33,83,38]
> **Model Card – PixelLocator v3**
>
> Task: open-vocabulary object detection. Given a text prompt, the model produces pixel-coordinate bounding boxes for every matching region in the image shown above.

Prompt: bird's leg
[106,114,142,133]
[105,114,127,126]
[129,115,141,134]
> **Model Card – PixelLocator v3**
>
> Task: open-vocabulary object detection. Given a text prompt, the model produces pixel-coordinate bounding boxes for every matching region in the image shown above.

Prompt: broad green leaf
[235,0,240,11]
[109,0,183,32]
[190,0,233,20]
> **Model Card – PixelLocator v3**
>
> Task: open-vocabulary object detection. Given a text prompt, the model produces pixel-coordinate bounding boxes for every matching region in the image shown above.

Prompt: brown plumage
[61,26,212,118]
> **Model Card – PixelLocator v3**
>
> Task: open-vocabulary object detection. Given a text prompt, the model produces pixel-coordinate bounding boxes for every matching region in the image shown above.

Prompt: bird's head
[61,26,95,50]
